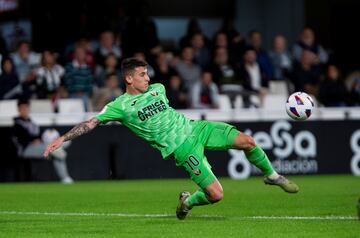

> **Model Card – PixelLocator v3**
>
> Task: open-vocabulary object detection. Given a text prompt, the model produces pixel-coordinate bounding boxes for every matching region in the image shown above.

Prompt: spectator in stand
[153,51,177,88]
[0,57,21,99]
[318,65,348,107]
[212,32,228,52]
[166,74,188,109]
[174,46,201,91]
[12,99,73,184]
[179,18,209,49]
[191,70,220,109]
[292,27,328,66]
[64,46,94,111]
[10,41,41,83]
[210,47,240,86]
[289,50,321,97]
[94,53,122,88]
[239,47,269,108]
[65,38,96,72]
[92,73,123,112]
[268,35,293,81]
[346,71,360,106]
[218,18,246,63]
[190,33,211,69]
[10,41,41,98]
[35,51,65,100]
[95,31,122,67]
[248,30,273,80]
[209,47,242,107]
[349,77,360,106]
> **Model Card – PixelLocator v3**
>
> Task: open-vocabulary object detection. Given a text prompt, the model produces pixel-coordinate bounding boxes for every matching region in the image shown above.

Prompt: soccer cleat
[264,175,299,193]
[61,177,74,184]
[176,191,191,220]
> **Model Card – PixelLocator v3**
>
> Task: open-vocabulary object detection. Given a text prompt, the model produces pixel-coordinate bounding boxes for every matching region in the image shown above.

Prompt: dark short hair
[17,98,30,107]
[121,57,148,78]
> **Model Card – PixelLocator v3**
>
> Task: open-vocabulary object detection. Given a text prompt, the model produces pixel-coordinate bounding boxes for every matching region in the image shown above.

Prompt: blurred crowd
[1,18,360,112]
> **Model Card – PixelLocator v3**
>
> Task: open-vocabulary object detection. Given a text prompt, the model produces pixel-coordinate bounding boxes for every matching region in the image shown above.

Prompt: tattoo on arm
[63,117,100,141]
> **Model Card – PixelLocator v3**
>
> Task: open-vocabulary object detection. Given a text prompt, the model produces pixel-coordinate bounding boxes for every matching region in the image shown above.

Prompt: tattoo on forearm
[63,118,100,141]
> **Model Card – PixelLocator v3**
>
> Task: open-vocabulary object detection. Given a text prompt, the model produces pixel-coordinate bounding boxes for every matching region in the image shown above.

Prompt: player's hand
[43,136,64,158]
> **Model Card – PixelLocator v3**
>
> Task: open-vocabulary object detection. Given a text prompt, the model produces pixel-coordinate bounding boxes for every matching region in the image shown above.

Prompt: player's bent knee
[234,133,256,150]
[246,137,256,150]
[208,188,224,203]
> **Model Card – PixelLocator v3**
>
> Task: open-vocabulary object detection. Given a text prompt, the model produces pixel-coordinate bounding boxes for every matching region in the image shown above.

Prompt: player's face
[127,66,150,94]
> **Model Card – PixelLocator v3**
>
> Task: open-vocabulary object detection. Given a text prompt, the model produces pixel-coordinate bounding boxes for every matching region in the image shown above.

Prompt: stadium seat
[234,96,243,109]
[269,81,288,95]
[316,108,346,120]
[263,94,288,109]
[58,99,85,114]
[56,99,86,125]
[218,94,232,110]
[31,114,55,125]
[30,99,54,113]
[0,100,18,117]
[55,115,85,125]
[348,108,360,119]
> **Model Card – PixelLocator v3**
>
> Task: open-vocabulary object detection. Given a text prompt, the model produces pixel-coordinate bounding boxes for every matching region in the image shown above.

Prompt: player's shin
[244,145,279,179]
[185,189,212,208]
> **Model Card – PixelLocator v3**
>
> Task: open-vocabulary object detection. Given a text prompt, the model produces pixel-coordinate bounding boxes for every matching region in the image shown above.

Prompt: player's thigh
[204,121,239,150]
[182,153,217,190]
[174,140,217,190]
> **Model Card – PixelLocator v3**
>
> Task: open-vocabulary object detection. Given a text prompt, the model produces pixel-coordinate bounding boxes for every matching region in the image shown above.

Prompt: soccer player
[44,58,299,220]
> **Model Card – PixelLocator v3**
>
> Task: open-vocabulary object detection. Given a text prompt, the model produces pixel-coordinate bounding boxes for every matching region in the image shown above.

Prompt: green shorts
[173,120,239,189]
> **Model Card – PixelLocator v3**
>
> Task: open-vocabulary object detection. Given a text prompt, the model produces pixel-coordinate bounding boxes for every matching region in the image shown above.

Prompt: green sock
[244,145,274,176]
[185,189,212,208]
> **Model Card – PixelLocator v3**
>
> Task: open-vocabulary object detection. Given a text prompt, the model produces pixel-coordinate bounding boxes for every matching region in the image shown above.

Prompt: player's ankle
[267,171,280,180]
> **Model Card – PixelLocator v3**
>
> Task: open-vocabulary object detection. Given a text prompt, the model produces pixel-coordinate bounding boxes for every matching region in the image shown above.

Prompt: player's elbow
[87,122,97,129]
[87,117,100,129]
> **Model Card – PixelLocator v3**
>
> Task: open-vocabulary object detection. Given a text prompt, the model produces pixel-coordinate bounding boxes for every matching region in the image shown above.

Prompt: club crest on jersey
[193,169,202,176]
[150,90,158,96]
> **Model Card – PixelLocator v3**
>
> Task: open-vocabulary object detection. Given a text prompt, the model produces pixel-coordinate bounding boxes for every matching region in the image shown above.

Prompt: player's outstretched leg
[245,145,299,193]
[234,132,299,193]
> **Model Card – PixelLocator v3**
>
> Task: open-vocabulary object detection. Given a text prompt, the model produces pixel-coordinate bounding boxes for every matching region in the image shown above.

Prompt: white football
[285,92,315,121]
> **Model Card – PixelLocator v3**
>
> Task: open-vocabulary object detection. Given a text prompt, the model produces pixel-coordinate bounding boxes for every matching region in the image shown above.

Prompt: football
[285,92,315,121]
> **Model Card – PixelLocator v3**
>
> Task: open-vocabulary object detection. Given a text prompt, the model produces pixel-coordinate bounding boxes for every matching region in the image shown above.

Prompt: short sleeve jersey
[96,83,193,158]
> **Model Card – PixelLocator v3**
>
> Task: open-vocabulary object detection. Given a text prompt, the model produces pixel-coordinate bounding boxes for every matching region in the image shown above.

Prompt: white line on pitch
[0,211,357,220]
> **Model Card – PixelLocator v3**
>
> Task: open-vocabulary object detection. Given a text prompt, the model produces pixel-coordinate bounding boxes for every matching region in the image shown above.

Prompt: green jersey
[95,83,193,159]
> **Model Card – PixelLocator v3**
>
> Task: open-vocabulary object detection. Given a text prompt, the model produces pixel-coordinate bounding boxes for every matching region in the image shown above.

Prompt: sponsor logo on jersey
[138,100,167,121]
[131,100,137,106]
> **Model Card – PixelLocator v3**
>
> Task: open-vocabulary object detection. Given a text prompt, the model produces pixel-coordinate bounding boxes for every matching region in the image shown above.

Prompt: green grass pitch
[0,175,359,237]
